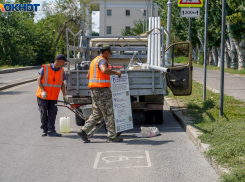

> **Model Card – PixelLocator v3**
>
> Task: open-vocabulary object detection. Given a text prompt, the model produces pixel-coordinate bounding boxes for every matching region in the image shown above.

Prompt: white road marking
[145,150,152,167]
[93,150,152,169]
[93,152,102,169]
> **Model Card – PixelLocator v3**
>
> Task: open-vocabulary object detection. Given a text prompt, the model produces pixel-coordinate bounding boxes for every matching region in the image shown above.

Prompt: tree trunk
[212,46,218,66]
[225,43,230,68]
[233,38,245,70]
[192,45,198,62]
[51,19,73,63]
[227,23,238,69]
[208,48,214,65]
[217,46,221,67]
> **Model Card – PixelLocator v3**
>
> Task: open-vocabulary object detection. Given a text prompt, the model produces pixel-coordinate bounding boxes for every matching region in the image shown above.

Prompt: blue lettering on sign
[2,4,40,12]
[113,92,123,97]
[116,119,126,123]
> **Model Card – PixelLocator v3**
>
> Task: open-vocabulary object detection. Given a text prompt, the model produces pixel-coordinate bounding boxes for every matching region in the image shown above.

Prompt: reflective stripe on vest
[42,64,63,88]
[89,57,110,84]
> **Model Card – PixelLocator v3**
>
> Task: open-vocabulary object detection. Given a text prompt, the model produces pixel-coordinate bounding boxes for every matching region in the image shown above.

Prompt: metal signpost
[203,0,208,101]
[220,0,226,117]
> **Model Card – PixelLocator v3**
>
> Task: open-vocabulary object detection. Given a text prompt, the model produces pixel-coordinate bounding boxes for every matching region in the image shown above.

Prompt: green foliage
[221,168,245,182]
[198,53,204,65]
[155,0,245,48]
[0,0,90,66]
[92,31,99,36]
[121,19,145,36]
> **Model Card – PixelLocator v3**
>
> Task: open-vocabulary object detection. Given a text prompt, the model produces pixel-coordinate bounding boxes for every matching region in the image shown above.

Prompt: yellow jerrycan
[60,116,70,133]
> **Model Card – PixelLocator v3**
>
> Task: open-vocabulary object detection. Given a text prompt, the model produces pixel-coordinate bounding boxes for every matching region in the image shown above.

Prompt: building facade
[91,0,159,36]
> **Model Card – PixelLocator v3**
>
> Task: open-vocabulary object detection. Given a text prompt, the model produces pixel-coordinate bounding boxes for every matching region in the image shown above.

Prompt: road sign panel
[181,8,200,18]
[178,0,203,7]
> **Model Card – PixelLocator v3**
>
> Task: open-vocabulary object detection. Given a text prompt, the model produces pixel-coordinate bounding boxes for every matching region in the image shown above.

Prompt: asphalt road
[0,80,219,182]
[193,67,245,102]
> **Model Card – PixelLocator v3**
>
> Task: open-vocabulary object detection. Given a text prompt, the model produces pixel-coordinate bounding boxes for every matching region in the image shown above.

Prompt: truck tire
[75,109,85,126]
[145,110,163,124]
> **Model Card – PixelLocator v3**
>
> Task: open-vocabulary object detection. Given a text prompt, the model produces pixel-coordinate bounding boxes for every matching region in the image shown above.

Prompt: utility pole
[220,0,226,117]
[151,0,154,17]
[166,0,172,47]
[104,0,106,36]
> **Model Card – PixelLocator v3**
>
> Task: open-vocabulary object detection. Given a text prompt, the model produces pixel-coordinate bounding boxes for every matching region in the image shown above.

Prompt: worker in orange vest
[36,54,68,137]
[77,45,123,143]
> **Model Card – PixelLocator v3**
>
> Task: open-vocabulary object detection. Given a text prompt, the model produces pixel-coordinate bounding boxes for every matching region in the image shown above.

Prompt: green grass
[174,56,189,64]
[167,81,245,181]
[0,65,24,70]
[193,63,245,76]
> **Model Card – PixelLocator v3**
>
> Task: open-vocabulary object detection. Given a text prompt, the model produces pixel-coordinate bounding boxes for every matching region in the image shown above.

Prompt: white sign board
[110,74,133,133]
[181,8,200,18]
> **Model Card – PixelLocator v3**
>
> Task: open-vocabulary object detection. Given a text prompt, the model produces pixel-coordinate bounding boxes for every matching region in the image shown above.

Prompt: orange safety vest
[88,56,111,88]
[36,64,64,100]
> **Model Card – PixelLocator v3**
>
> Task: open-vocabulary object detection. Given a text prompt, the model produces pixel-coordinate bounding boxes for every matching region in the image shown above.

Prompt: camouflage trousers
[82,87,117,139]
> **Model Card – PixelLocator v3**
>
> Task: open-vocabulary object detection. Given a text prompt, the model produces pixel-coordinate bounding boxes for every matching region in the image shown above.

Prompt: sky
[32,0,100,32]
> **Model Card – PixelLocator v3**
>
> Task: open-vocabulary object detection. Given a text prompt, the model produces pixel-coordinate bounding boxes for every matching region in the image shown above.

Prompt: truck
[64,27,192,126]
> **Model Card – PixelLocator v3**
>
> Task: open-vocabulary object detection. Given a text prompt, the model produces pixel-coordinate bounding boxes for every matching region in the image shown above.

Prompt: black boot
[77,130,90,143]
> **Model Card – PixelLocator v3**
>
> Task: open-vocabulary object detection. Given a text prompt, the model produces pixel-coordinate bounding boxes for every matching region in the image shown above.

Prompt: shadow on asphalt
[0,91,31,95]
[61,134,174,145]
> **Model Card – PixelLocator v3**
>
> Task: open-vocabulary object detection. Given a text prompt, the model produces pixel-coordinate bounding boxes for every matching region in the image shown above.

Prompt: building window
[125,26,130,32]
[126,10,130,16]
[107,26,111,34]
[107,9,111,16]
[143,10,146,17]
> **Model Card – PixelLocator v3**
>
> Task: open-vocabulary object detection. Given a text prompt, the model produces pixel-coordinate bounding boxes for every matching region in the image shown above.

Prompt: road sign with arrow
[181,8,200,18]
[178,0,203,7]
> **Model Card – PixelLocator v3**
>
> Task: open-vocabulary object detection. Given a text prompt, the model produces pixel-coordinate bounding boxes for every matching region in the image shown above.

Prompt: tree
[121,20,145,36]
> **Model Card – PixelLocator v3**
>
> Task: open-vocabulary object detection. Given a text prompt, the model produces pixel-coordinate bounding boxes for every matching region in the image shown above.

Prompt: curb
[164,97,229,175]
[0,66,41,74]
[0,78,37,91]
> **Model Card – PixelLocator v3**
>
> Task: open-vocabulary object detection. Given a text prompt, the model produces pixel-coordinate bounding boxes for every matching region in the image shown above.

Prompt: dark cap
[55,54,68,62]
[101,44,112,53]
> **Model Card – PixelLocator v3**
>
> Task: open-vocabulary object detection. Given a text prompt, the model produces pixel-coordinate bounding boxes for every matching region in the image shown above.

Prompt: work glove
[63,95,68,105]
[41,91,48,100]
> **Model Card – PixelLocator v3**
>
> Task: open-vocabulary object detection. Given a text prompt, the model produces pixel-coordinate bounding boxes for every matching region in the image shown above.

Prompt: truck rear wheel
[145,110,163,124]
[75,109,85,126]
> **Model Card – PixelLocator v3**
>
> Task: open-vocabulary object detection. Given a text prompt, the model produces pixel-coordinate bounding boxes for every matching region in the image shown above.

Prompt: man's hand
[41,91,48,100]
[116,71,121,78]
[63,95,68,105]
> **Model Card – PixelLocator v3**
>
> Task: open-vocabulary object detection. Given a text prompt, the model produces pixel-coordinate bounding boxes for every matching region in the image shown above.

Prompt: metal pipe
[188,18,191,41]
[149,65,171,73]
[166,0,172,47]
[154,17,158,66]
[162,26,165,67]
[66,28,70,70]
[220,0,226,117]
[82,35,147,38]
[147,17,152,64]
[157,17,161,67]
[203,0,208,101]
[151,17,154,65]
